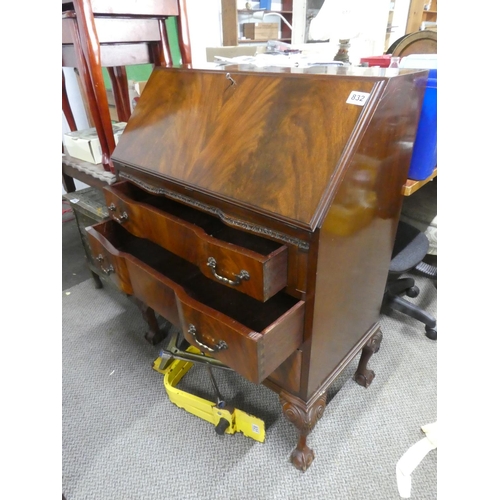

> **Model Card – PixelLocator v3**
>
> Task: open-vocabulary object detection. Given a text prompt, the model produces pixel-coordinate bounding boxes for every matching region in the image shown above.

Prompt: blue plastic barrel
[407,70,437,180]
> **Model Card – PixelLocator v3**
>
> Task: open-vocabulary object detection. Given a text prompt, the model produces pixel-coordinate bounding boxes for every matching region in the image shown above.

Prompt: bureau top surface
[112,65,427,230]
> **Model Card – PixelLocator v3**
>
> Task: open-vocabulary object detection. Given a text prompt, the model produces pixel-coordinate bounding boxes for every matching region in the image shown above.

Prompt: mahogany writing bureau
[86,64,427,471]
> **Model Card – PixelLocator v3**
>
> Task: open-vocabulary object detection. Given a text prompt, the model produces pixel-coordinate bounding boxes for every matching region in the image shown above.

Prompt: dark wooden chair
[62,0,192,192]
[62,11,116,192]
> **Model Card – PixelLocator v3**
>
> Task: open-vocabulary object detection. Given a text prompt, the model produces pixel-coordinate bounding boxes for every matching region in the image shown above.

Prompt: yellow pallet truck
[152,330,265,443]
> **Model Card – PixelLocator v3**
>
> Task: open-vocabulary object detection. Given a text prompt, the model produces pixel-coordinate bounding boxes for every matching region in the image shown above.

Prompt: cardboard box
[134,80,148,96]
[243,22,279,40]
[63,122,127,164]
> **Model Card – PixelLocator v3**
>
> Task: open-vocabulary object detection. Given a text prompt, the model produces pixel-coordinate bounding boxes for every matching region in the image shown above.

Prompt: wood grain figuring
[112,67,375,228]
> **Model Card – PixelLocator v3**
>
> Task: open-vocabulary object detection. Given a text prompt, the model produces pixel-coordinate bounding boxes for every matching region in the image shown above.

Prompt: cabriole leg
[354,329,383,388]
[90,270,103,289]
[279,391,327,471]
[139,303,167,345]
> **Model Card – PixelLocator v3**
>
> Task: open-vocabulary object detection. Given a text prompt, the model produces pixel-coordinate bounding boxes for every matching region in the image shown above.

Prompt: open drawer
[86,220,304,384]
[102,181,288,302]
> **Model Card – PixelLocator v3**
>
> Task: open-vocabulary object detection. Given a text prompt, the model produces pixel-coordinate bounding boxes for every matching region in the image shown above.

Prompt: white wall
[185,0,223,65]
[186,0,392,64]
[62,68,92,193]
[308,0,393,64]
[62,68,90,136]
[388,0,410,48]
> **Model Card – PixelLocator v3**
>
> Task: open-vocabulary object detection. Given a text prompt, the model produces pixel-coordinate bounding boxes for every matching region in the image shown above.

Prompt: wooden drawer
[85,220,304,384]
[86,221,133,295]
[102,182,288,302]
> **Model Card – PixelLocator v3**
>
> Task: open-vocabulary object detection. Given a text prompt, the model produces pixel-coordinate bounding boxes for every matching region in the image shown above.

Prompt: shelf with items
[406,0,438,34]
[222,0,294,46]
[385,6,395,52]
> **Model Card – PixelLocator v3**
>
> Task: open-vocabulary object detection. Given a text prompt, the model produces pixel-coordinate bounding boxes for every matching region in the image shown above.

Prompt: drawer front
[85,220,303,385]
[103,182,288,302]
[86,224,133,295]
[177,296,304,384]
[126,258,181,327]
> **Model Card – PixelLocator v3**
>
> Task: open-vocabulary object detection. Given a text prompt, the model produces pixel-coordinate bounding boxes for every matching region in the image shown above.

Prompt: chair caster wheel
[406,286,420,298]
[425,327,437,340]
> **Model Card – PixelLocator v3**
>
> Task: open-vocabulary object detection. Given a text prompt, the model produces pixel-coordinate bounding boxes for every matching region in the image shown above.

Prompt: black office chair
[382,220,437,340]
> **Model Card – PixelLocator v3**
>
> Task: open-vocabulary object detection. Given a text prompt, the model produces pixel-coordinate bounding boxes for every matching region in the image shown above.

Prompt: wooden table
[403,167,437,196]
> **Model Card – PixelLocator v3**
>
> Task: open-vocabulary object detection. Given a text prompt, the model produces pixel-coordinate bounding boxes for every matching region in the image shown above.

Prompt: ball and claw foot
[354,368,375,388]
[280,392,327,472]
[291,441,315,472]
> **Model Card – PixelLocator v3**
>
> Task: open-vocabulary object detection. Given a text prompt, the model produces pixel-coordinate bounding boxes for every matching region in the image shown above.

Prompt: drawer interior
[98,222,299,332]
[111,182,283,255]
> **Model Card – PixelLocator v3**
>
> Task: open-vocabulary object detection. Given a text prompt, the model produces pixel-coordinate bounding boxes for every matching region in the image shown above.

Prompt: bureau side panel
[304,74,427,398]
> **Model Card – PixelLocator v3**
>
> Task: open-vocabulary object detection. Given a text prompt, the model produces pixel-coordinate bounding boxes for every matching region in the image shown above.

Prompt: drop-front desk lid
[112,64,427,231]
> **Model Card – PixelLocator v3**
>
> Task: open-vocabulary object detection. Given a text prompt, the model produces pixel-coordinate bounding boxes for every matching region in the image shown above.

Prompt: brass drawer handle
[100,263,115,275]
[207,257,249,286]
[96,254,115,275]
[188,324,228,353]
[107,204,128,224]
[113,211,128,224]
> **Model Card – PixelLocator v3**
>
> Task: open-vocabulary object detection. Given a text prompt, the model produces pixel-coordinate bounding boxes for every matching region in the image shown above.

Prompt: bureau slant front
[86,65,427,471]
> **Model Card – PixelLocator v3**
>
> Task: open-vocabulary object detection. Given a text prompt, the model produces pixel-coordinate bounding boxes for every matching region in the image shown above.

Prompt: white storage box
[399,54,437,69]
[64,122,127,164]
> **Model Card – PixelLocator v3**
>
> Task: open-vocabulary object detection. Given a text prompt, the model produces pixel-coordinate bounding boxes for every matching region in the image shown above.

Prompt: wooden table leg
[90,269,103,289]
[354,329,383,388]
[279,391,327,471]
[138,302,168,345]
